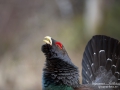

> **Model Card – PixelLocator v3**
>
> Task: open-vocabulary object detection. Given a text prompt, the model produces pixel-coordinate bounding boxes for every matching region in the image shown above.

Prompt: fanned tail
[82,35,120,85]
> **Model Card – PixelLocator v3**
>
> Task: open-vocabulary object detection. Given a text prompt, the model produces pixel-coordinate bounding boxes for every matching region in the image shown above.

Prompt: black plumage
[42,37,80,90]
[41,35,120,90]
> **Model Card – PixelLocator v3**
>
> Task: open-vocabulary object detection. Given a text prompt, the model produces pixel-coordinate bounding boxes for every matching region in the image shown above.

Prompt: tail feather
[99,50,106,66]
[82,35,120,84]
[105,59,112,71]
[82,60,92,82]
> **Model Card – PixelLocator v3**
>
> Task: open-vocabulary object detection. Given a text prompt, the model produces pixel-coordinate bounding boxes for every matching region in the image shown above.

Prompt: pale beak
[43,36,52,45]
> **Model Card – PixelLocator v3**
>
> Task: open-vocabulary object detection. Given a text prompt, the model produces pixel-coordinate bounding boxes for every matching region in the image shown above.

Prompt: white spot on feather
[112,65,116,67]
[115,72,119,75]
[86,80,89,83]
[91,63,94,66]
[107,58,112,61]
[99,50,105,53]
[90,74,92,78]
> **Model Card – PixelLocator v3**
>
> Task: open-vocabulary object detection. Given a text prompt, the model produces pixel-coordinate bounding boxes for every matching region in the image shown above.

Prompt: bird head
[41,36,70,61]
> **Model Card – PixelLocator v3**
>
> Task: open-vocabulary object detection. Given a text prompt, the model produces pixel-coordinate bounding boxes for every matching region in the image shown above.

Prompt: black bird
[41,35,120,90]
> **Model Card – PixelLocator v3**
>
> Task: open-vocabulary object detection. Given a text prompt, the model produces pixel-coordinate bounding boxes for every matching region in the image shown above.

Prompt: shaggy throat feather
[43,59,80,88]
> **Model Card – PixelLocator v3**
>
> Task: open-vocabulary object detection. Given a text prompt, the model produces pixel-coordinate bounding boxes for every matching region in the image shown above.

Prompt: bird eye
[55,42,63,49]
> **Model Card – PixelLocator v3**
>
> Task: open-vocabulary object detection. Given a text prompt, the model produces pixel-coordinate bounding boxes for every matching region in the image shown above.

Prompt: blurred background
[0,0,120,90]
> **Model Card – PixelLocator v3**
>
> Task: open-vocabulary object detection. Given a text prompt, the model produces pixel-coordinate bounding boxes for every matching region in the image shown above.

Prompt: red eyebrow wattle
[55,42,63,49]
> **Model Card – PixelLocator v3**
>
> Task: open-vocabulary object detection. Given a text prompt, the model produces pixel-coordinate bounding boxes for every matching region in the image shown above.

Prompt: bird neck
[42,58,80,89]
